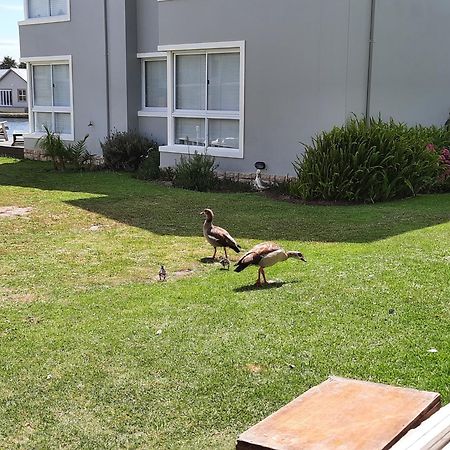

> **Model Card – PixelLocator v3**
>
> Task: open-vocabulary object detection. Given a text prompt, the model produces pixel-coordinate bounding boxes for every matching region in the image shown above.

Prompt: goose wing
[208,225,240,250]
[235,242,280,271]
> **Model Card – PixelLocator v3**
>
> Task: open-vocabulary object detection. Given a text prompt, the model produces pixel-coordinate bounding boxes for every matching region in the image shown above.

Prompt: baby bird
[158,265,167,281]
[219,257,230,270]
[200,208,241,260]
[235,241,306,286]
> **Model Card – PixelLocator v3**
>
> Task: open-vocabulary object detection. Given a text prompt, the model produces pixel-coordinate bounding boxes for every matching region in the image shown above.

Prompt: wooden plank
[236,377,441,450]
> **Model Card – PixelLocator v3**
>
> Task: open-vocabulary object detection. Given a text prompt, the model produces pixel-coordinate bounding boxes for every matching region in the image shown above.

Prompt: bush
[172,151,218,191]
[65,135,94,170]
[135,150,161,180]
[291,116,446,203]
[101,130,158,172]
[36,126,68,171]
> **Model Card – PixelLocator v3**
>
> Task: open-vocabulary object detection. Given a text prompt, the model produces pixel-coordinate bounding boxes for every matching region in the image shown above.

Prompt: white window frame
[137,52,168,118]
[0,90,13,107]
[21,55,74,141]
[158,41,245,159]
[17,89,27,102]
[19,0,70,26]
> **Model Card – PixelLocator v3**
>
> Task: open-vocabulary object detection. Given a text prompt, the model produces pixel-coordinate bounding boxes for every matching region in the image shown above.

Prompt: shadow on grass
[1,159,449,244]
[234,280,298,292]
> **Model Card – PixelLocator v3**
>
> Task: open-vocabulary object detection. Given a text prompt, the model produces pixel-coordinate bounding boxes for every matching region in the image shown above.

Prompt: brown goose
[201,208,241,259]
[234,241,306,286]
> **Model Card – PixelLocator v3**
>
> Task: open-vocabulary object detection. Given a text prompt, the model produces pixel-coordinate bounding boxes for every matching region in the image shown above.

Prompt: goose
[234,241,306,286]
[200,208,241,260]
[253,169,270,191]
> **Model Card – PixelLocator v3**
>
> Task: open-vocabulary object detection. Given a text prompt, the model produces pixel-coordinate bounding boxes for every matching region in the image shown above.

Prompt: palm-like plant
[36,125,68,171]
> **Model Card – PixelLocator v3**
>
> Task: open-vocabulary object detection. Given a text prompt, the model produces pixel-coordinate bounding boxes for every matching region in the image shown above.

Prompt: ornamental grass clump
[291,116,446,203]
[173,151,218,192]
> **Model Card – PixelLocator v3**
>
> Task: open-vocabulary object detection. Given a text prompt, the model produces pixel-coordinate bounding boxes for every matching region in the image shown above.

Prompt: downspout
[103,0,111,134]
[365,0,376,125]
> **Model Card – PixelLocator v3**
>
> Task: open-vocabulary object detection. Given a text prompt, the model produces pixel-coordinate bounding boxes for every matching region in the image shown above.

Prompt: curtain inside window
[50,0,67,16]
[55,113,71,134]
[33,65,52,106]
[29,0,50,18]
[52,64,70,107]
[176,54,206,110]
[145,60,167,108]
[208,53,240,112]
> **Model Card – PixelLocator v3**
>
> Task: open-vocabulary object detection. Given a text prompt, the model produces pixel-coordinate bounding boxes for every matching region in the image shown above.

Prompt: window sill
[138,109,168,118]
[159,145,243,159]
[19,15,70,26]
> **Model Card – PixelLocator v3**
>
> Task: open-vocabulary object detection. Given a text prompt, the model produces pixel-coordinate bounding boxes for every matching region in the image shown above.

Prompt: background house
[19,0,450,175]
[0,68,28,113]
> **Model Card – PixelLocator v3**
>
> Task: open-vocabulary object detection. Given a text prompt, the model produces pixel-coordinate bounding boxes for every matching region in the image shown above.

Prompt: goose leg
[256,267,262,286]
[261,268,268,284]
[212,248,217,260]
[224,247,228,259]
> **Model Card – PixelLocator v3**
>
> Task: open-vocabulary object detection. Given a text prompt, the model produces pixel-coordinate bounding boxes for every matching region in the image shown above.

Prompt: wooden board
[236,377,441,450]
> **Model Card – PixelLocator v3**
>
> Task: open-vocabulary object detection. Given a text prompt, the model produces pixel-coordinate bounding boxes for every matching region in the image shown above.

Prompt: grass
[0,157,449,449]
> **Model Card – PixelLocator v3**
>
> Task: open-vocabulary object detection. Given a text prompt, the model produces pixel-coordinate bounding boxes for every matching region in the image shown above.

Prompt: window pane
[33,65,52,106]
[208,53,240,111]
[176,54,206,110]
[29,0,50,18]
[209,119,239,149]
[35,112,53,133]
[55,113,71,134]
[145,60,167,108]
[53,64,70,107]
[50,0,67,16]
[175,118,205,146]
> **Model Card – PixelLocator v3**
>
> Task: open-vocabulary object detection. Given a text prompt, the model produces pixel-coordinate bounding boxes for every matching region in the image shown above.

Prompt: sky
[0,0,24,63]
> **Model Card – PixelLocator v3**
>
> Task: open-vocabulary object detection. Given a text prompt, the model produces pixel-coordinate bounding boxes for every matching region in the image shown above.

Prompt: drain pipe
[365,0,376,124]
[103,0,111,134]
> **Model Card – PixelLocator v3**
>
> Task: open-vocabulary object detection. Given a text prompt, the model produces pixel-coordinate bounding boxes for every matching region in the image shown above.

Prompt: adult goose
[201,208,241,259]
[234,241,306,286]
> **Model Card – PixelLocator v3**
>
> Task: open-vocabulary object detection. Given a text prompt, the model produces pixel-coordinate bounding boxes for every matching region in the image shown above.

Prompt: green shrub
[65,135,94,170]
[101,131,157,172]
[36,126,68,171]
[173,152,218,191]
[135,150,161,180]
[291,116,445,203]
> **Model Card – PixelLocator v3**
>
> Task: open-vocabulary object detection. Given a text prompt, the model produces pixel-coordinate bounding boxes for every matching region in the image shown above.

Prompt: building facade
[19,0,450,175]
[0,69,28,113]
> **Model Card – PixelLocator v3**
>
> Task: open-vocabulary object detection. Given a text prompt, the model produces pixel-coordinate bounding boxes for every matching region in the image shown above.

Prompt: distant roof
[0,68,27,83]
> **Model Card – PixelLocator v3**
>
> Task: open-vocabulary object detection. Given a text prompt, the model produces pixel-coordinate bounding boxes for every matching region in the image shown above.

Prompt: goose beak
[200,211,205,216]
[301,257,307,262]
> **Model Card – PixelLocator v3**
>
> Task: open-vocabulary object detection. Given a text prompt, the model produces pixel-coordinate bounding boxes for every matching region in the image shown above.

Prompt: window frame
[17,89,27,103]
[20,0,70,26]
[137,52,168,118]
[158,41,245,159]
[22,55,74,141]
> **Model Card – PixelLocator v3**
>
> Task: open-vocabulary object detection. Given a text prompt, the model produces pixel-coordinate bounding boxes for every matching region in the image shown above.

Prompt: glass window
[28,0,68,18]
[52,64,70,106]
[34,112,52,132]
[175,118,205,146]
[176,54,206,110]
[208,53,240,112]
[209,119,239,149]
[18,89,27,102]
[145,60,167,108]
[33,65,52,106]
[55,113,71,134]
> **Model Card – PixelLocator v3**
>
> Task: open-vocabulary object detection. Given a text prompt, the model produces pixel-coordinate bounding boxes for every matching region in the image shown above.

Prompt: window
[18,89,27,102]
[27,0,68,18]
[29,59,73,138]
[0,90,13,107]
[159,41,245,158]
[138,53,167,117]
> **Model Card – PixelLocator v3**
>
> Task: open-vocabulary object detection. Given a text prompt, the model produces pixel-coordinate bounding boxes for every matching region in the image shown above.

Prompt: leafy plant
[135,150,161,181]
[173,151,218,191]
[291,116,445,203]
[36,125,68,171]
[65,135,93,170]
[101,131,158,172]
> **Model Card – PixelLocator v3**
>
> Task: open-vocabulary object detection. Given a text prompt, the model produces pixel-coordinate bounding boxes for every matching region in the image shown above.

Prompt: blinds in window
[208,53,240,112]
[145,60,167,108]
[50,0,67,16]
[28,0,49,18]
[52,65,70,106]
[176,55,206,110]
[33,66,52,106]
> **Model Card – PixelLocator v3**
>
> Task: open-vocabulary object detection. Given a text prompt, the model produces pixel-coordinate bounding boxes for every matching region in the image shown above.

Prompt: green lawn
[0,157,449,449]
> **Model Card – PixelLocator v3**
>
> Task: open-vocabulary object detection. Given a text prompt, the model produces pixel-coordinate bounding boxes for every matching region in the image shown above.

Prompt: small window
[0,90,13,106]
[28,0,68,19]
[18,89,27,102]
[145,59,167,108]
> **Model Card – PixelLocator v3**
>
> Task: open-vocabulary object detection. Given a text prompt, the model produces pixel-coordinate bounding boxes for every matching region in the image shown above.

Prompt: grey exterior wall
[157,0,372,175]
[0,71,28,112]
[19,0,450,173]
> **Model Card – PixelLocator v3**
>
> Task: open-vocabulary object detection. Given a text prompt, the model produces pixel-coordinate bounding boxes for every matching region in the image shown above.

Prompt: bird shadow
[234,280,299,293]
[200,257,217,264]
